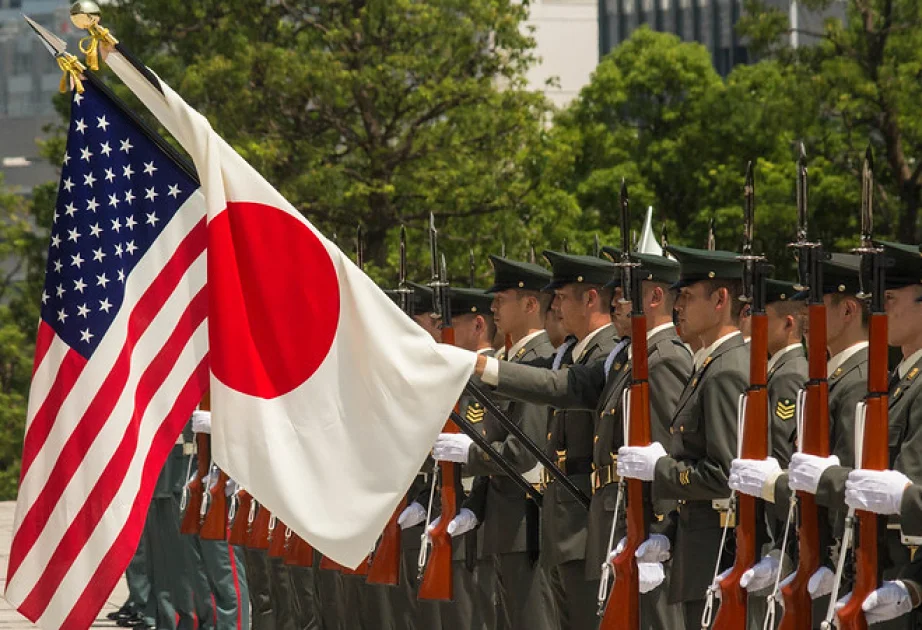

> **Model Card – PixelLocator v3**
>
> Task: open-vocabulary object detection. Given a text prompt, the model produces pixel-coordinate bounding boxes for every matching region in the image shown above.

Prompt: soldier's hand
[397,501,427,529]
[635,534,671,562]
[740,555,779,593]
[729,457,781,499]
[807,566,835,599]
[432,433,474,463]
[617,442,667,481]
[789,453,840,494]
[446,508,478,537]
[638,562,666,594]
[845,469,911,515]
[712,568,732,599]
[859,581,914,624]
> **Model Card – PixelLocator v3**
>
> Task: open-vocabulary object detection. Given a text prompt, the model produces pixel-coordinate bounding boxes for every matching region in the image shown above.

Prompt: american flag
[4,82,208,628]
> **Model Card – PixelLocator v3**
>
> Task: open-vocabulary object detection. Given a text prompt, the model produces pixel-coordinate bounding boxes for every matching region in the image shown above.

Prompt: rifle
[778,145,830,630]
[180,392,211,535]
[367,225,411,586]
[246,502,272,550]
[834,148,888,630]
[599,180,653,630]
[227,489,253,546]
[713,163,771,630]
[284,531,316,568]
[267,516,287,558]
[417,213,461,601]
[199,469,229,540]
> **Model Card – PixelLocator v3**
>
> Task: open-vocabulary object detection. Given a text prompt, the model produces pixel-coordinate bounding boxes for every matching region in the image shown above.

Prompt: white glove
[635,534,671,562]
[740,555,780,593]
[789,453,840,494]
[447,508,479,537]
[617,442,668,481]
[807,566,835,599]
[639,562,666,594]
[397,501,426,529]
[431,433,474,463]
[861,580,913,624]
[191,409,212,434]
[845,469,912,515]
[729,457,781,498]
[712,568,732,599]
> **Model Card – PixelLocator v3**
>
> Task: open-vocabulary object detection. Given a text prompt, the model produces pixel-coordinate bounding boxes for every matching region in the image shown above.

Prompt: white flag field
[5,43,474,629]
[104,51,474,564]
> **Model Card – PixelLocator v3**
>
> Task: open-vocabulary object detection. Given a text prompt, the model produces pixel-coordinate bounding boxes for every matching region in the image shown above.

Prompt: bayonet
[529,244,537,265]
[618,179,636,301]
[707,218,716,251]
[355,225,365,271]
[397,226,414,315]
[856,147,879,302]
[469,248,476,288]
[796,143,809,244]
[500,241,506,258]
[660,224,669,250]
[562,237,569,254]
[428,213,445,320]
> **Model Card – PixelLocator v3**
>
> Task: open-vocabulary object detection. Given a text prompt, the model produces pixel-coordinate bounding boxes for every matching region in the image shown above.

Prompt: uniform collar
[898,348,922,380]
[572,323,614,363]
[627,323,675,360]
[695,331,741,371]
[828,341,869,376]
[506,329,545,360]
[767,343,802,374]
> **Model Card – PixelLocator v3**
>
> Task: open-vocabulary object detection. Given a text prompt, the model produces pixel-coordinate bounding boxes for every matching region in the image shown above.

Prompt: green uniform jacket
[652,332,750,603]
[767,346,807,469]
[463,333,556,557]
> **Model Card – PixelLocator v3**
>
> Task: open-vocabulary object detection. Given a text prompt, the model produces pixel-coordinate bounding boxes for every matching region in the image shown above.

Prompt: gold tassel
[57,53,87,94]
[78,24,118,71]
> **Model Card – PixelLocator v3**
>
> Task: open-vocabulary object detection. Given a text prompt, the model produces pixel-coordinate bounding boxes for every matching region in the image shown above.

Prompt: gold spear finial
[70,1,118,70]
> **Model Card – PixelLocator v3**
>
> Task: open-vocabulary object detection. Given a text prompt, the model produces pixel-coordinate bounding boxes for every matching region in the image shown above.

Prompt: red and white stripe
[5,191,208,629]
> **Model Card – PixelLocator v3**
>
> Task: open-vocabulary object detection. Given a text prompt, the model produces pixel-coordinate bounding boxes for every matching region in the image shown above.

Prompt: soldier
[616,245,750,628]
[729,255,869,614]
[434,258,557,630]
[472,251,691,629]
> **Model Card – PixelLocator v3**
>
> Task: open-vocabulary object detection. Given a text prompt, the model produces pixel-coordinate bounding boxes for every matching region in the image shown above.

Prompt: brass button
[680,426,685,432]
[547,432,552,440]
[669,427,674,434]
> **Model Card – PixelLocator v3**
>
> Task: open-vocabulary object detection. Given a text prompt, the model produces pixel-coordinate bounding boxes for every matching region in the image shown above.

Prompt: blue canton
[42,84,197,359]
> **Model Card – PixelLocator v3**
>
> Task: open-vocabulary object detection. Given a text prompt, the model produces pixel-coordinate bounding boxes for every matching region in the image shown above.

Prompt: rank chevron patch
[466,402,485,424]
[775,398,796,421]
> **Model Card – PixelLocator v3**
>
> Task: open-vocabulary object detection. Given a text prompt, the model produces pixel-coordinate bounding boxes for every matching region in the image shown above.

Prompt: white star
[125,215,137,230]
[100,141,112,157]
[96,273,110,288]
[92,248,106,263]
[89,223,102,238]
[75,119,87,134]
[51,234,61,248]
[96,116,110,132]
[67,227,81,243]
[41,291,49,304]
[62,152,71,166]
[119,138,133,153]
[122,164,134,179]
[64,203,77,217]
[146,212,159,227]
[83,172,96,187]
[70,253,84,268]
[57,308,68,323]
[86,197,99,212]
[125,241,138,255]
[143,161,158,176]
[77,303,90,318]
[114,243,124,258]
[117,269,125,283]
[62,177,74,193]
[80,146,93,162]
[104,167,115,183]
[124,189,136,204]
[144,187,158,202]
[108,193,120,208]
[73,277,87,293]
[80,329,94,344]
[55,283,65,298]
[73,92,83,106]
[111,218,122,233]
[99,298,112,313]
[53,261,63,274]
[168,184,181,198]
[52,211,59,224]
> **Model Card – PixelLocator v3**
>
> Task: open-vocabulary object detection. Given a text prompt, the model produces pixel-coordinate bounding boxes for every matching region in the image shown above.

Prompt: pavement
[0,500,127,628]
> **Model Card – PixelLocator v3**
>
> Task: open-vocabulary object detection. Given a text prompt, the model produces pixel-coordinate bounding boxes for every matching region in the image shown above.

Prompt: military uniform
[488,252,691,629]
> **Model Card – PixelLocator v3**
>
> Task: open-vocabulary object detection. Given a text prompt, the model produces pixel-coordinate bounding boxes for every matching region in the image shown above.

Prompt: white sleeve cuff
[481,357,500,386]
[762,470,784,503]
[192,410,212,434]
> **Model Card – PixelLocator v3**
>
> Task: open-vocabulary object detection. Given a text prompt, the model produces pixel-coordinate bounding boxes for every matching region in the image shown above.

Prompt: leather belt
[676,499,736,528]
[591,463,619,494]
[540,458,593,487]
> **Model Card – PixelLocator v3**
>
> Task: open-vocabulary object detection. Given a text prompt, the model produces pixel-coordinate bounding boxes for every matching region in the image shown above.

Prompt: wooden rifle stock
[418,326,459,601]
[714,313,769,630]
[836,313,889,630]
[284,532,315,567]
[601,315,651,630]
[367,497,407,585]
[227,489,253,546]
[268,518,288,558]
[779,303,830,630]
[180,431,210,535]
[199,469,229,541]
[247,503,272,550]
